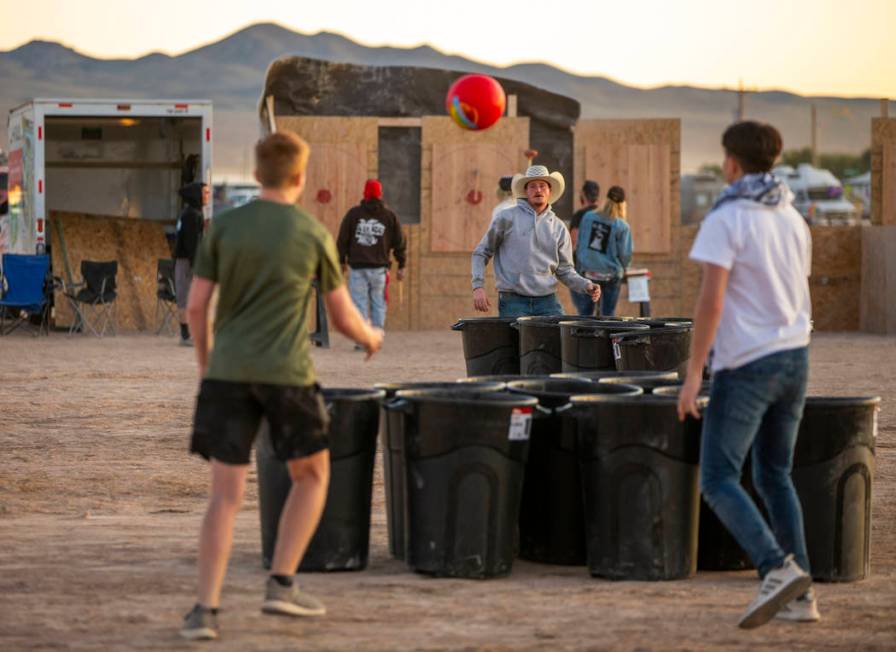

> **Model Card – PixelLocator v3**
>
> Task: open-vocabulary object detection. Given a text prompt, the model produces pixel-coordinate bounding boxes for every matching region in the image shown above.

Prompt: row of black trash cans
[256,374,879,583]
[451,315,696,378]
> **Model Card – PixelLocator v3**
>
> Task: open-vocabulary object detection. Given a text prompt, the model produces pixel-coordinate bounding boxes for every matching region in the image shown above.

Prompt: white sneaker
[739,554,812,629]
[776,588,821,622]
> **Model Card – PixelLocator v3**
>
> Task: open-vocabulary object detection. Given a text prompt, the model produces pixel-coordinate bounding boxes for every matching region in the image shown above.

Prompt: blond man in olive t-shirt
[179,132,383,641]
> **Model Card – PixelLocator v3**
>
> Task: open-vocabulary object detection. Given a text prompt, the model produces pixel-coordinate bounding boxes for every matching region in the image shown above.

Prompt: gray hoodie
[471,199,591,296]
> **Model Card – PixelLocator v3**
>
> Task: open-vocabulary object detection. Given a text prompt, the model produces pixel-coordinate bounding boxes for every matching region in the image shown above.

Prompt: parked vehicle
[844,171,871,219]
[773,163,859,225]
[680,173,725,224]
[213,182,260,216]
[3,98,213,255]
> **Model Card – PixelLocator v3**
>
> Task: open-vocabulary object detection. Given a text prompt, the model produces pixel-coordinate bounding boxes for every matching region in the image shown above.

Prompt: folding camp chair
[155,259,177,335]
[61,260,119,336]
[0,253,51,336]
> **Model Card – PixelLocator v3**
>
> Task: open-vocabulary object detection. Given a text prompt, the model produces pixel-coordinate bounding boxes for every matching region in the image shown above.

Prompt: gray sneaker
[261,577,326,617]
[739,554,812,629]
[180,604,219,640]
[776,588,821,622]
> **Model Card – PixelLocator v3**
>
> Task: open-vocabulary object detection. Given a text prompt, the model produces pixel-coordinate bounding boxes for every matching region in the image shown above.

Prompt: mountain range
[1,22,891,179]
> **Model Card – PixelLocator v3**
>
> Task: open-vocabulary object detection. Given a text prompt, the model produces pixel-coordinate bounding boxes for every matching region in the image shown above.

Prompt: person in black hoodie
[337,179,406,341]
[174,182,208,345]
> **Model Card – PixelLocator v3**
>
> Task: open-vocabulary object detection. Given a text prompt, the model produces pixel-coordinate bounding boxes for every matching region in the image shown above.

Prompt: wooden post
[883,98,890,118]
[264,95,277,133]
[810,104,819,167]
[507,94,518,118]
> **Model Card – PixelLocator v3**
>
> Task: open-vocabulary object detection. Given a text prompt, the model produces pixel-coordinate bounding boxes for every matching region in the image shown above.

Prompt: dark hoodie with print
[174,182,205,265]
[336,199,407,269]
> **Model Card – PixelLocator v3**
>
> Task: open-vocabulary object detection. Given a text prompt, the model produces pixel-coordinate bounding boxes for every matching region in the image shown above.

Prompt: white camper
[773,163,859,225]
[2,98,213,255]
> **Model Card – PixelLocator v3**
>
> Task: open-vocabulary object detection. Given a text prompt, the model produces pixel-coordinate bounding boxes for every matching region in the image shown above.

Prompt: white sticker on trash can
[613,340,622,360]
[508,407,533,441]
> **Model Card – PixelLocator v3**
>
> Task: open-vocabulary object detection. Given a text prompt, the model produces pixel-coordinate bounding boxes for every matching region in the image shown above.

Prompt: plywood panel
[583,143,671,253]
[296,143,368,238]
[871,118,896,226]
[883,143,896,226]
[384,226,420,330]
[275,116,377,144]
[422,117,529,259]
[575,119,679,314]
[860,225,896,334]
[430,143,523,252]
[49,211,171,332]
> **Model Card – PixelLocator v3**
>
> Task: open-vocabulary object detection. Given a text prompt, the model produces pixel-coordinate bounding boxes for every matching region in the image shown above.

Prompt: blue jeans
[570,290,595,317]
[597,279,621,317]
[348,267,387,329]
[700,346,810,577]
[498,292,563,318]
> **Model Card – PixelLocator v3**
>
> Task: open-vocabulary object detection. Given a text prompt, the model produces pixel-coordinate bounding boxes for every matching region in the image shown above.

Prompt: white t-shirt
[690,198,812,372]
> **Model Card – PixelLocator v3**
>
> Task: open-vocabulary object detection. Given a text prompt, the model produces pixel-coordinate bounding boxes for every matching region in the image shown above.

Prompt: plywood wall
[581,143,671,253]
[871,118,896,226]
[49,211,171,332]
[680,223,865,332]
[430,141,528,253]
[574,119,682,317]
[808,226,862,331]
[273,116,419,330]
[860,225,896,334]
[418,116,530,329]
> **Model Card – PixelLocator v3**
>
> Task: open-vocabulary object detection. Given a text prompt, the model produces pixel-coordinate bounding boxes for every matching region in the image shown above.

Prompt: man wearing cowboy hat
[471,165,600,317]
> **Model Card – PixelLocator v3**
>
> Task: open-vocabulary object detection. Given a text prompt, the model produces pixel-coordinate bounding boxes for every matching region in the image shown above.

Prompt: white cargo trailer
[2,98,212,255]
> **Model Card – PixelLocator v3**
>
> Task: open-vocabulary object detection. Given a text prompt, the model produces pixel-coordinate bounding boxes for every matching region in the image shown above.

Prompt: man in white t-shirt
[678,121,816,629]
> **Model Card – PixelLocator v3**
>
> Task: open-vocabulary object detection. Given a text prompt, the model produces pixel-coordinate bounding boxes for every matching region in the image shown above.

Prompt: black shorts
[190,380,330,465]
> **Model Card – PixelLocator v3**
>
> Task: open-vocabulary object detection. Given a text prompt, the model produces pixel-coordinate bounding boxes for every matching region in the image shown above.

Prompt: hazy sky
[1,0,894,97]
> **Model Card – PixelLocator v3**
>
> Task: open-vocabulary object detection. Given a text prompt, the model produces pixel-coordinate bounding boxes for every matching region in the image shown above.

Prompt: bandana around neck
[712,172,789,211]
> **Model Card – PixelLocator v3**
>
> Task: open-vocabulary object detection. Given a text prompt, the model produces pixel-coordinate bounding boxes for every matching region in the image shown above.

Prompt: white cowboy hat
[511,165,565,202]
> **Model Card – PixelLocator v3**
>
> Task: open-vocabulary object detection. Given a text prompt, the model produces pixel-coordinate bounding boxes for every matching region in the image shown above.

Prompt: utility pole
[810,103,819,167]
[883,98,891,118]
[737,79,746,121]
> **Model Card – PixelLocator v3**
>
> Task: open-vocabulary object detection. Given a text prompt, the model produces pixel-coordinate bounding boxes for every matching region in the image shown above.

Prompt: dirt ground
[1,330,894,651]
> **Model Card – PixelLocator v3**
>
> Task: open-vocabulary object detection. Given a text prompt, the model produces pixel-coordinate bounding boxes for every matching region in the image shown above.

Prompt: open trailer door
[6,99,212,330]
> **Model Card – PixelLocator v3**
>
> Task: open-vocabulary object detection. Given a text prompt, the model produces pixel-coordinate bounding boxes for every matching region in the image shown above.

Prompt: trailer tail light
[38,179,43,193]
[38,126,43,140]
[206,128,211,142]
[117,104,131,111]
[175,103,188,109]
[37,219,44,234]
[57,102,73,108]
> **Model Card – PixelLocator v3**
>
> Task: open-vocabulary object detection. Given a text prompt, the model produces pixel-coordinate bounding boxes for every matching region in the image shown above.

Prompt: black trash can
[600,372,681,397]
[385,389,538,578]
[793,396,879,582]
[506,379,643,565]
[650,384,713,397]
[636,317,694,329]
[457,375,544,384]
[572,394,704,580]
[376,380,505,560]
[551,370,679,383]
[256,388,384,572]
[452,317,520,377]
[559,320,650,372]
[516,315,578,376]
[611,325,693,378]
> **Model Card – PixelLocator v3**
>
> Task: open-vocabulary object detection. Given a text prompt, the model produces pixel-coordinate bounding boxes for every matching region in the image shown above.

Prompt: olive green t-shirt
[193,199,343,386]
